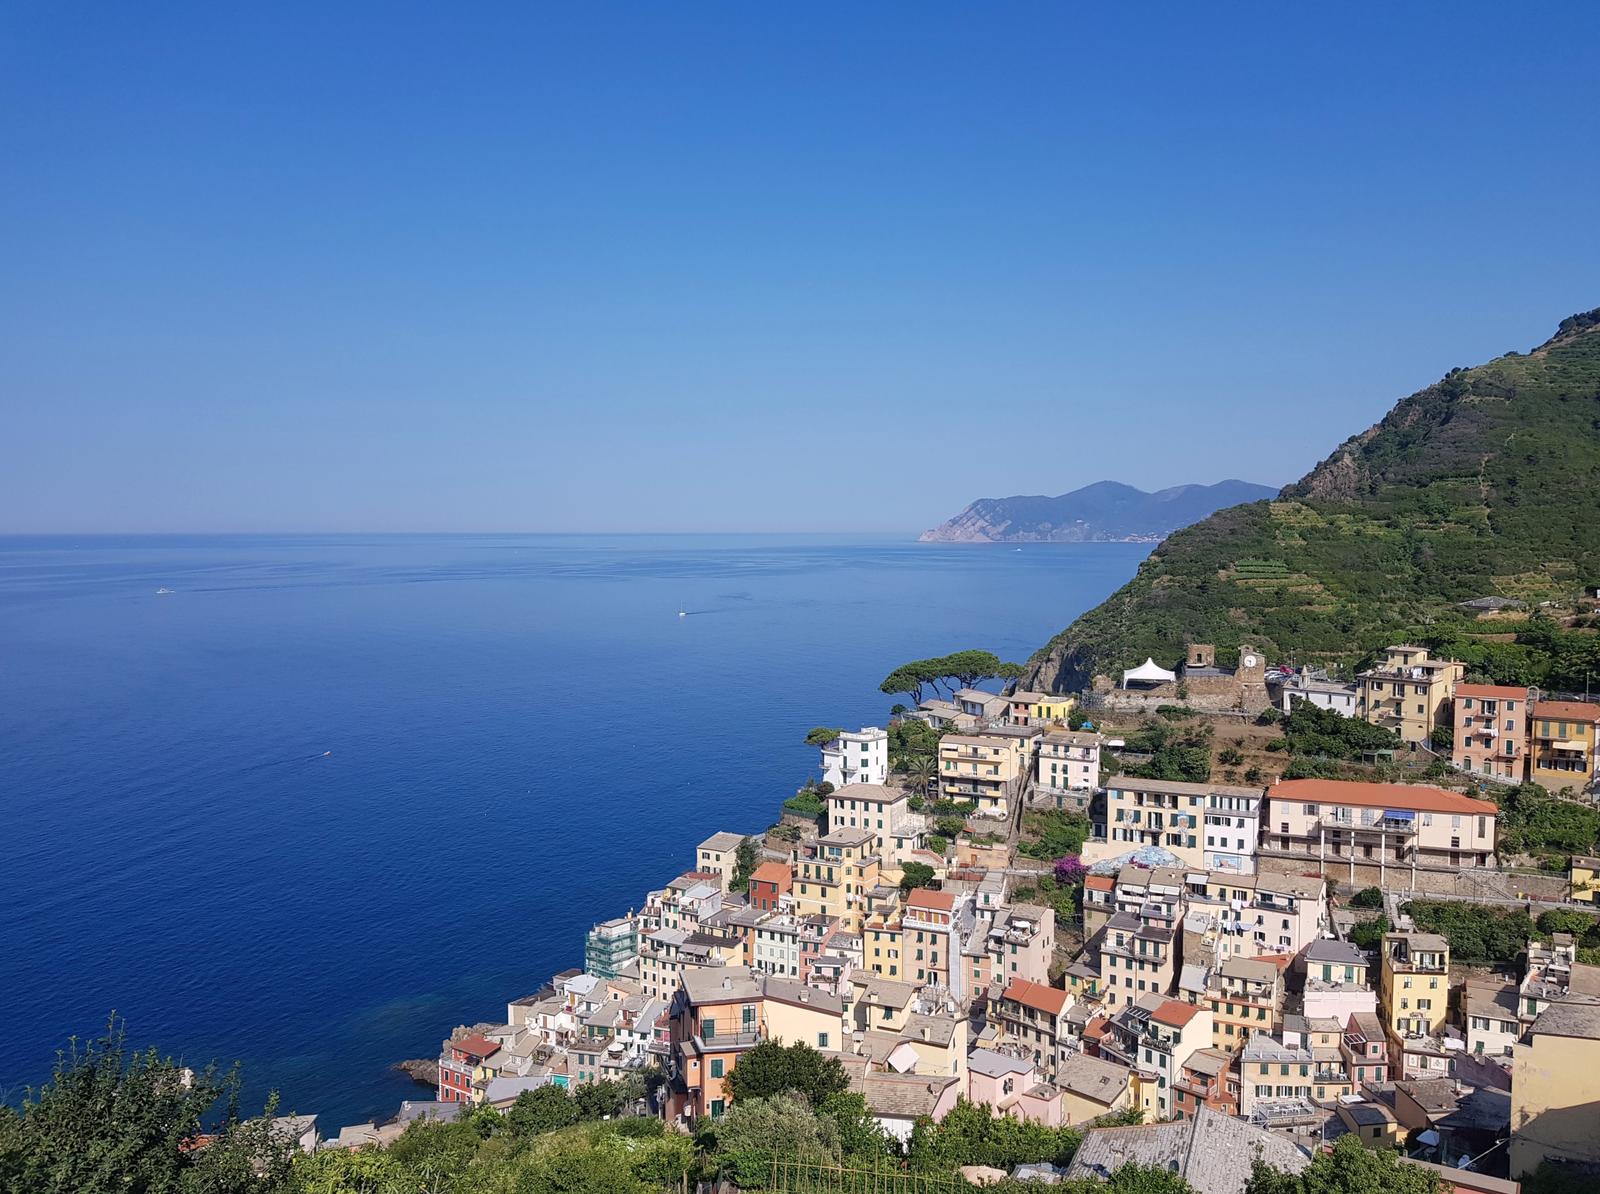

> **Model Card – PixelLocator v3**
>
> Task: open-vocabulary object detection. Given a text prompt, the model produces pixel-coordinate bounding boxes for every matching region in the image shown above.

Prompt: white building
[1037,730,1102,805]
[1277,671,1359,717]
[1203,787,1262,875]
[820,727,889,789]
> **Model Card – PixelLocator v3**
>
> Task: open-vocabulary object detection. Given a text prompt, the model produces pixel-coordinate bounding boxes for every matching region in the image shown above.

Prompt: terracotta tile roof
[1268,779,1497,816]
[1003,977,1071,1017]
[1085,875,1115,891]
[750,861,791,885]
[1151,999,1200,1028]
[907,888,956,912]
[1533,700,1600,722]
[450,1035,500,1059]
[1456,684,1529,699]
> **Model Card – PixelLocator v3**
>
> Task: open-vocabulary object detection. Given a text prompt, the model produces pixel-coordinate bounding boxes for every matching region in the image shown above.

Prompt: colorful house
[1528,700,1600,793]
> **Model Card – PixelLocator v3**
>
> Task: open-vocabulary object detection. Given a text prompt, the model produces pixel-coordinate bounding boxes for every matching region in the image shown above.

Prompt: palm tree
[903,754,936,800]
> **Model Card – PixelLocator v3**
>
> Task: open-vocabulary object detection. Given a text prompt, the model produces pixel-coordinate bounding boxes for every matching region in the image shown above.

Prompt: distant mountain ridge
[919,479,1279,543]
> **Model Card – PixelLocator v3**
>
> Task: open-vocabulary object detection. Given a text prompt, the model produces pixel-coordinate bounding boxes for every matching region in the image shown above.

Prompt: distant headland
[918,479,1279,544]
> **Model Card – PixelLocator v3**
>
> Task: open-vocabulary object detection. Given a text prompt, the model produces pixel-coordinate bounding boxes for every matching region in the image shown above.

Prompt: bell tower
[1237,645,1269,711]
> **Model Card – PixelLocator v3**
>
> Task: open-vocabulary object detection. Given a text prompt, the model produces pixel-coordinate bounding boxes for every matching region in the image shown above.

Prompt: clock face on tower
[1243,654,1258,669]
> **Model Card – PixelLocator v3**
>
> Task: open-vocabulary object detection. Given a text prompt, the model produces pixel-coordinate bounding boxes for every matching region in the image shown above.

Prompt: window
[710,1058,724,1078]
[818,1032,829,1048]
[710,1099,725,1117]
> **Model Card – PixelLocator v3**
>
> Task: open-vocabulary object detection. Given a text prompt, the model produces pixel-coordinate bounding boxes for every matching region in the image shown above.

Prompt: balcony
[685,1030,763,1053]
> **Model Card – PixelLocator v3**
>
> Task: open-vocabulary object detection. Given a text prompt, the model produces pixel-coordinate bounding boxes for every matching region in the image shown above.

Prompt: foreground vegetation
[3,1029,1409,1194]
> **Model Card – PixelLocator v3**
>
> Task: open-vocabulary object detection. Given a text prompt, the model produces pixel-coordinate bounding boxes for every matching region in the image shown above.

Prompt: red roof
[1085,875,1115,891]
[1255,954,1293,972]
[1082,1017,1110,1042]
[750,861,792,885]
[907,888,956,912]
[1268,779,1497,816]
[451,1035,500,1060]
[1003,978,1071,1016]
[1533,700,1600,723]
[1456,684,1529,700]
[1151,999,1200,1028]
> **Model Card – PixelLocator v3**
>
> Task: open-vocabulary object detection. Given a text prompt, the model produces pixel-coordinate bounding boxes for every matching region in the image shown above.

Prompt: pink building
[966,1048,1063,1126]
[1453,684,1529,781]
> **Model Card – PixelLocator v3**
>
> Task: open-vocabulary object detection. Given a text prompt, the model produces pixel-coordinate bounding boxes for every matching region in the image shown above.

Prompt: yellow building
[1207,956,1283,1052]
[1511,1001,1600,1177]
[1336,1101,1400,1149]
[1571,856,1600,905]
[760,976,846,1052]
[792,827,880,932]
[1355,646,1465,745]
[1378,931,1449,1064]
[938,731,1031,816]
[1528,700,1600,793]
[863,909,905,981]
[1007,690,1076,727]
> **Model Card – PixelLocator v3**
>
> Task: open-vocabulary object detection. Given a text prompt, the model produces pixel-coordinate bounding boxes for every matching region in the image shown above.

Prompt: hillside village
[279,640,1600,1191]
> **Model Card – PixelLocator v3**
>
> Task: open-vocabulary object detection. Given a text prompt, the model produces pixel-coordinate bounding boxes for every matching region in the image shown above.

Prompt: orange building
[749,860,792,911]
[1453,684,1530,781]
[666,968,765,1123]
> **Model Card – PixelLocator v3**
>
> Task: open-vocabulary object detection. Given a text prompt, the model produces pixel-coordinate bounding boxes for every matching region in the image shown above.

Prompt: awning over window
[1382,810,1415,823]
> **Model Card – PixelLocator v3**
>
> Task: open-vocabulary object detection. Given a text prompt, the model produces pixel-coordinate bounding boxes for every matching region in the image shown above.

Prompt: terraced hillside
[1026,308,1600,693]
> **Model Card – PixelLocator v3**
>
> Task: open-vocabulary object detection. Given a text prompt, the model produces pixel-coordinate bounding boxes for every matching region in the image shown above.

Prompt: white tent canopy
[1121,657,1177,687]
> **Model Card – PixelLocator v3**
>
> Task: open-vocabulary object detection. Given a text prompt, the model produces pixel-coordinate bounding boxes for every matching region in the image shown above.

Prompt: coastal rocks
[394,1058,439,1088]
[394,1021,500,1090]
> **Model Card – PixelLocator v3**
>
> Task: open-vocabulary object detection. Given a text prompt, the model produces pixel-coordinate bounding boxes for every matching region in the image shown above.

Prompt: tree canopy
[722,1040,849,1107]
[731,836,761,891]
[1245,1134,1439,1194]
[898,862,936,893]
[878,650,1024,704]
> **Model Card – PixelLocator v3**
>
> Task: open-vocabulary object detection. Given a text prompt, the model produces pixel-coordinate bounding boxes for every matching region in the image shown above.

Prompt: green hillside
[1027,308,1600,692]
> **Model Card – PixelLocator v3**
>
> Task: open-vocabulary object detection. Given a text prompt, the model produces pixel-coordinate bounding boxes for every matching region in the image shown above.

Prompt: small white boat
[155,587,174,595]
[677,609,688,618]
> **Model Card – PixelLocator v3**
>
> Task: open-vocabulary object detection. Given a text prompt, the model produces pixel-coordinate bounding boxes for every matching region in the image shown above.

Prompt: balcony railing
[690,1030,763,1050]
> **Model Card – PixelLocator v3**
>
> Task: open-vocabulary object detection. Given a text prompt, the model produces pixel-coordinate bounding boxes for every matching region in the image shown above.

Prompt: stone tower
[1187,643,1216,670]
[1236,645,1269,711]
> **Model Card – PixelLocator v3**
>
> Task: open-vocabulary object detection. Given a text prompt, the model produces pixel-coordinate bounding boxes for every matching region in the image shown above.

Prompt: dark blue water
[0,534,1143,1125]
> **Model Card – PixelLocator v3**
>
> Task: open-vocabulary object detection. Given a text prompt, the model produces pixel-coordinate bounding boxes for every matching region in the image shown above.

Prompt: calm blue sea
[0,533,1144,1126]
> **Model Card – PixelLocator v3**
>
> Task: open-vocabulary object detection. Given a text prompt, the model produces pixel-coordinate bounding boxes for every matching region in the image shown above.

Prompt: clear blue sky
[3,3,1597,533]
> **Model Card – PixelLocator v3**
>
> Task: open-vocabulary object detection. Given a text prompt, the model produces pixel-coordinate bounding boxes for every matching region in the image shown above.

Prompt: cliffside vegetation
[1027,309,1600,692]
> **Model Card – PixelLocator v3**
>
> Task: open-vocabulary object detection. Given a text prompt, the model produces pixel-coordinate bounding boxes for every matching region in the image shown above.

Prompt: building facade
[1036,729,1102,807]
[938,732,1031,816]
[584,917,639,979]
[1355,646,1465,745]
[1262,779,1498,880]
[819,727,889,790]
[1452,684,1530,781]
[1528,699,1600,793]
